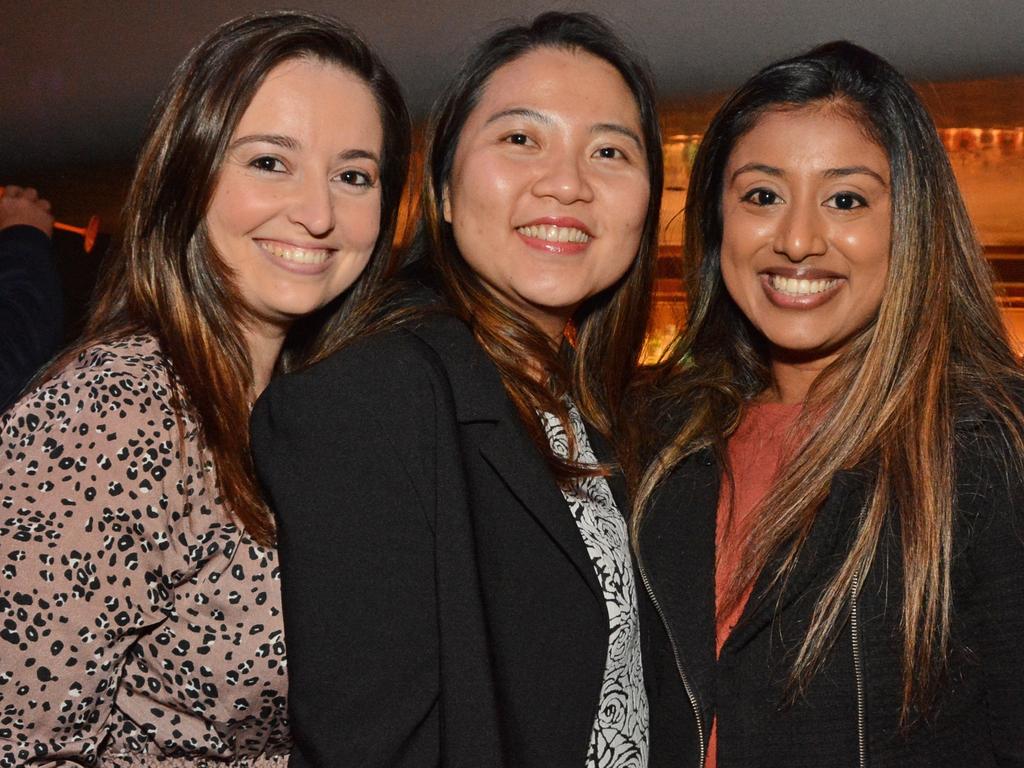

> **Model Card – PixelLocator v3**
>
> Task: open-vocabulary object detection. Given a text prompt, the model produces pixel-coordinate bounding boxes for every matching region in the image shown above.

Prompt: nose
[531,150,594,205]
[288,175,335,236]
[772,200,827,261]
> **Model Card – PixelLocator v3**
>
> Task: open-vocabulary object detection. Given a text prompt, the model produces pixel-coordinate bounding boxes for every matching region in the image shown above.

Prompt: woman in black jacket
[252,12,663,767]
[633,42,1024,767]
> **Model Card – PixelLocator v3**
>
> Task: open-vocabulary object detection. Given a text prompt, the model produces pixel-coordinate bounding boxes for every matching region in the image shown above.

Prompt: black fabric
[640,421,1024,767]
[252,307,628,767]
[0,226,62,412]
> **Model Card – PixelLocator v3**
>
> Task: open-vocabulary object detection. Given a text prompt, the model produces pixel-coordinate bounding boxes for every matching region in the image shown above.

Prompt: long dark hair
[633,40,1024,720]
[413,11,662,474]
[55,11,411,546]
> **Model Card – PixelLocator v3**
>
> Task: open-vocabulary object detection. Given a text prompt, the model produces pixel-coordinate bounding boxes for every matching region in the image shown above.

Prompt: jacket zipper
[850,571,866,768]
[638,557,707,767]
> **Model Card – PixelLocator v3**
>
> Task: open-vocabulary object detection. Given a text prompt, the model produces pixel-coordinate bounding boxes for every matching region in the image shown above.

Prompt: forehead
[234,58,381,139]
[469,46,642,129]
[728,105,889,175]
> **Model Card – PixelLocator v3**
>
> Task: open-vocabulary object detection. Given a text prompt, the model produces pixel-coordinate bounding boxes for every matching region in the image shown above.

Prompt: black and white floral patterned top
[539,400,649,768]
[0,336,290,767]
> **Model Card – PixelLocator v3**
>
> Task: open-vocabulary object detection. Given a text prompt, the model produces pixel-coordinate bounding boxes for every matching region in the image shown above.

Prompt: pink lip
[254,238,336,276]
[759,271,846,310]
[515,216,593,255]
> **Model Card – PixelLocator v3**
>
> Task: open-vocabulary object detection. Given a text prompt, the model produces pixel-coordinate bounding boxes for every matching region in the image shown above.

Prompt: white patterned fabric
[539,401,649,768]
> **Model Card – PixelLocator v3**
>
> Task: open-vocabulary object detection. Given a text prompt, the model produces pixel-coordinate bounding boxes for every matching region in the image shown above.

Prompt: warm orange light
[53,215,101,253]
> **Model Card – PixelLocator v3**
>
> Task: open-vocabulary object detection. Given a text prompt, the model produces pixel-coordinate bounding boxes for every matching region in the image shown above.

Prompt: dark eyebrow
[484,109,643,150]
[230,134,298,150]
[229,135,379,165]
[591,122,643,149]
[824,166,888,187]
[337,148,380,165]
[731,162,889,189]
[730,163,783,184]
[483,108,553,127]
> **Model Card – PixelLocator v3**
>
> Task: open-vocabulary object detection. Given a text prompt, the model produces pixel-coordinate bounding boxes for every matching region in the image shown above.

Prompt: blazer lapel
[479,413,605,603]
[408,315,604,604]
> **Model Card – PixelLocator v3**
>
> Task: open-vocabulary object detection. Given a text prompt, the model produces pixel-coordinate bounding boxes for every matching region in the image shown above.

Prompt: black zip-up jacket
[638,415,1024,767]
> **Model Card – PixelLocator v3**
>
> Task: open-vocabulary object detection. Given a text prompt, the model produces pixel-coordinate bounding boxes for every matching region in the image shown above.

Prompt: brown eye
[828,192,867,210]
[250,156,285,173]
[338,170,373,187]
[742,188,780,206]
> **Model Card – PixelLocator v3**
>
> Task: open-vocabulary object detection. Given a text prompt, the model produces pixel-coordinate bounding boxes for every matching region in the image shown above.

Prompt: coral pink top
[707,401,803,768]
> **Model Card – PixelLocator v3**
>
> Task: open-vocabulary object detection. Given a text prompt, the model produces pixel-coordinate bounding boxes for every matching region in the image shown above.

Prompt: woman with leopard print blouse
[0,12,410,767]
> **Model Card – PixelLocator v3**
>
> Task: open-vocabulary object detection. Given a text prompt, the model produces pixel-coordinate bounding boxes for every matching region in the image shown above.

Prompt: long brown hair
[50,11,411,546]
[412,11,663,475]
[632,41,1024,720]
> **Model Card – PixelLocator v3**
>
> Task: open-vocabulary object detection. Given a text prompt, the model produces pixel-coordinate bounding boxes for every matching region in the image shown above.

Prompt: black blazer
[251,311,628,767]
[639,416,1024,767]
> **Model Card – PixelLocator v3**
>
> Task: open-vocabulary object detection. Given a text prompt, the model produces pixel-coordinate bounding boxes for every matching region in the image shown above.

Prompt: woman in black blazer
[632,42,1024,767]
[252,12,663,767]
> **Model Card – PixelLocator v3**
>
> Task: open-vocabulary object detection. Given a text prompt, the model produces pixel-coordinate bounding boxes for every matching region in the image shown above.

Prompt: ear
[442,184,452,224]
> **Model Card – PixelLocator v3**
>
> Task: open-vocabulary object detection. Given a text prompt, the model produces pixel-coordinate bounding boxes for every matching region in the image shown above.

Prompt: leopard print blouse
[0,336,290,767]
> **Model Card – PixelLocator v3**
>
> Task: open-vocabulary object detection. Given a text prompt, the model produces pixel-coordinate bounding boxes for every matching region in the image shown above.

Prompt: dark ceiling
[2,0,1023,232]
[2,0,1021,338]
[4,0,1024,174]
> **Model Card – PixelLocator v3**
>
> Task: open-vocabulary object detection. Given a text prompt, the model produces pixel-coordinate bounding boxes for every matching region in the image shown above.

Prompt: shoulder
[253,323,462,458]
[3,335,179,434]
[1,336,215,567]
[625,362,699,468]
[42,334,170,388]
[949,388,1024,549]
[276,323,453,405]
[953,382,1024,480]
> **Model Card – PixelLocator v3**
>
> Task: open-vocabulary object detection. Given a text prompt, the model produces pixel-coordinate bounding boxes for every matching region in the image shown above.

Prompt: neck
[537,316,569,348]
[243,321,287,399]
[765,349,838,405]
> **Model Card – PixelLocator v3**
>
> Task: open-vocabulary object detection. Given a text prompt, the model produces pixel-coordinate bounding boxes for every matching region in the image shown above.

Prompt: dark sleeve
[251,332,443,768]
[961,433,1024,765]
[0,226,63,411]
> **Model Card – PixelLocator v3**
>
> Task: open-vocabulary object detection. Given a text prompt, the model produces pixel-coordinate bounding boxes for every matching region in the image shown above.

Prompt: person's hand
[0,186,54,237]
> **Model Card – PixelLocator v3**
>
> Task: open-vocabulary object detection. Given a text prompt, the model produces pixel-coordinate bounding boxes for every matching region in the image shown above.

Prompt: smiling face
[720,105,892,378]
[443,47,651,341]
[205,58,383,339]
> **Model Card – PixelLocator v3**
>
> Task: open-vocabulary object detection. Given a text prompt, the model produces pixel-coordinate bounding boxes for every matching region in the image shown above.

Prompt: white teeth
[769,275,840,296]
[516,224,591,244]
[258,241,331,265]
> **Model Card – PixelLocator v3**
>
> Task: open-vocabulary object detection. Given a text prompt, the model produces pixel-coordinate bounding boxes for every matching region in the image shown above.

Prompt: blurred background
[2,0,1022,351]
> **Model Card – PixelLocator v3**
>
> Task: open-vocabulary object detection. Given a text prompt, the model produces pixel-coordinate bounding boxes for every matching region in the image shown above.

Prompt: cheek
[601,179,650,268]
[841,225,891,287]
[345,197,382,251]
[609,171,650,222]
[718,254,742,304]
[207,178,275,239]
[452,153,512,219]
[623,189,650,238]
[717,243,759,322]
[722,208,773,253]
